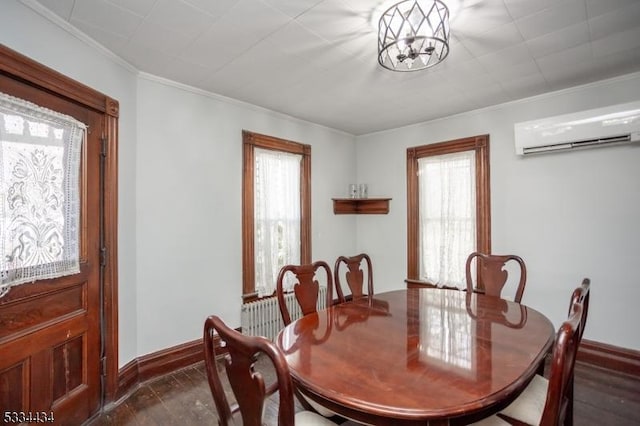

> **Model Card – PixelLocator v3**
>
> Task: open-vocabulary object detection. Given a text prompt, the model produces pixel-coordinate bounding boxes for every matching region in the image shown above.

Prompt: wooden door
[0,73,102,424]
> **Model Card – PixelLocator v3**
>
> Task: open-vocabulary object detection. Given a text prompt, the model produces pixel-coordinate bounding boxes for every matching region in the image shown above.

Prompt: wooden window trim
[406,135,491,283]
[242,130,311,301]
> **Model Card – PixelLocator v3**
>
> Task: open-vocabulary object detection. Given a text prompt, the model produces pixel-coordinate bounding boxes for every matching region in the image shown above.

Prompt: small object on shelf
[349,183,358,198]
[332,197,391,214]
[358,183,368,198]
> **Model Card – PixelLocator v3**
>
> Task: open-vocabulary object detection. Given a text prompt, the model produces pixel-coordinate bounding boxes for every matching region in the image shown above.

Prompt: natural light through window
[254,148,302,297]
[0,93,84,298]
[418,150,476,288]
[242,131,311,300]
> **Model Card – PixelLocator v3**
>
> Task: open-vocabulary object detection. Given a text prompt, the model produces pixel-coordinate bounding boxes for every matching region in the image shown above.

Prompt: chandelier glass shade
[378,0,450,72]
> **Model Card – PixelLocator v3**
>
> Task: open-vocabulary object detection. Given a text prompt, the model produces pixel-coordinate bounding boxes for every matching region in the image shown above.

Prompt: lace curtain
[0,92,85,298]
[254,148,301,297]
[418,150,476,289]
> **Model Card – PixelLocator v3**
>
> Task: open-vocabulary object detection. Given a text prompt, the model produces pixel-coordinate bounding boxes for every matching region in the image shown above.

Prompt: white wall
[2,0,139,366]
[135,76,356,356]
[3,0,357,363]
[355,73,640,350]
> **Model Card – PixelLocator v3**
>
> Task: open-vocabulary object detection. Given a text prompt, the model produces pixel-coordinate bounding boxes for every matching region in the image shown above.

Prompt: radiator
[241,286,328,341]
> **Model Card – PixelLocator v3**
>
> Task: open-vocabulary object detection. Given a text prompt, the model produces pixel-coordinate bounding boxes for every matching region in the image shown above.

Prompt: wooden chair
[465,252,527,303]
[569,278,590,344]
[276,261,338,418]
[276,261,333,326]
[473,279,590,426]
[203,315,336,426]
[334,253,373,304]
[564,278,591,425]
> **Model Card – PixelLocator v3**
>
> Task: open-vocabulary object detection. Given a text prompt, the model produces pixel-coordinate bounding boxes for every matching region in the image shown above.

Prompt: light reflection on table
[419,289,474,373]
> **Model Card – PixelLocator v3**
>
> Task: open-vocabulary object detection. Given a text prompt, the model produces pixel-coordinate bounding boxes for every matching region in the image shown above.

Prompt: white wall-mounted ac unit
[514,101,640,155]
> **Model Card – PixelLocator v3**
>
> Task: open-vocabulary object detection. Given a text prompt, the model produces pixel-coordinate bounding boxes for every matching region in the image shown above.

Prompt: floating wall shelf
[332,198,391,214]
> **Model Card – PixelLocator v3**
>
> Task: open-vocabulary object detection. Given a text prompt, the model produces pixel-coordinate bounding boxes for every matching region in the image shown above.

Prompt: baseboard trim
[137,338,204,383]
[578,339,640,378]
[114,338,202,401]
[115,328,235,402]
[115,358,139,402]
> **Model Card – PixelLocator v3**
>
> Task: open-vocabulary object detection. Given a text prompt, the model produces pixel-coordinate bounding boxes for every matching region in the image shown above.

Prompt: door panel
[0,361,27,410]
[0,71,101,424]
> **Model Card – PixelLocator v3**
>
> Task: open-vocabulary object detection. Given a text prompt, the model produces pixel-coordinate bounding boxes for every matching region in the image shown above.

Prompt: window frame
[406,135,491,286]
[242,130,311,301]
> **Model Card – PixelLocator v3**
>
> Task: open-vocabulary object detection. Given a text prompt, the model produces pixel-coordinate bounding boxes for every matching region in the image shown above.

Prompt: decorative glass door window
[0,93,84,297]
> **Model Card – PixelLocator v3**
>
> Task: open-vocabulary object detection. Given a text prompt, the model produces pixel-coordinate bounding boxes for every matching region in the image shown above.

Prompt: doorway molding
[0,43,120,403]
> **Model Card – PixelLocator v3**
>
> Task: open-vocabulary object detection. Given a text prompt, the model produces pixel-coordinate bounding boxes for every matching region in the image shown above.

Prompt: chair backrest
[568,278,590,343]
[563,278,591,426]
[334,253,373,303]
[276,261,333,326]
[465,252,527,303]
[540,290,589,426]
[203,315,296,426]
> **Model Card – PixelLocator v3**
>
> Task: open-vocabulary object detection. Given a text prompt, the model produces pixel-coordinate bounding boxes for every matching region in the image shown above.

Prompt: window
[0,92,84,297]
[407,135,490,288]
[242,131,311,300]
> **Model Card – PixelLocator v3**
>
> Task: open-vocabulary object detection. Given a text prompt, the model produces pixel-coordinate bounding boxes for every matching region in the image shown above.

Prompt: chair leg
[564,377,574,426]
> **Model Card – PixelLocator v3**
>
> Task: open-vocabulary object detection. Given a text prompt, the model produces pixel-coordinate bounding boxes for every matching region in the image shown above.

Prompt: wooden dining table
[275,288,555,425]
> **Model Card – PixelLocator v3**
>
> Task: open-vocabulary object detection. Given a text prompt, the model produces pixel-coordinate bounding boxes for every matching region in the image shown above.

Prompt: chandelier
[378,0,450,72]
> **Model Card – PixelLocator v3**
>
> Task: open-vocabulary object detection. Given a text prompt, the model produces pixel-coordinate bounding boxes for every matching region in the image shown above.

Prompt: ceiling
[30,0,640,135]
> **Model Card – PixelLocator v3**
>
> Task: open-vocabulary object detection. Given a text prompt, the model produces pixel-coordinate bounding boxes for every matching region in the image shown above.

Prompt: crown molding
[19,0,138,74]
[138,72,354,138]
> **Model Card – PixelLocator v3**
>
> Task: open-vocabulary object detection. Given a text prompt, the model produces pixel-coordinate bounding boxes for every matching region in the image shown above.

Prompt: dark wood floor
[88,360,640,425]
